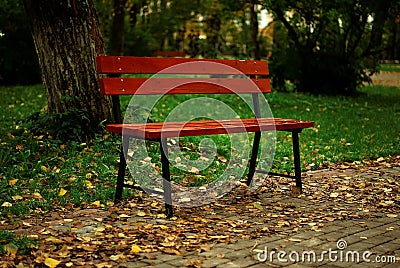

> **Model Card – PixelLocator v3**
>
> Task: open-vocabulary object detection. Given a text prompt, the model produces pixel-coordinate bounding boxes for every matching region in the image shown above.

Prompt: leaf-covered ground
[0,156,399,267]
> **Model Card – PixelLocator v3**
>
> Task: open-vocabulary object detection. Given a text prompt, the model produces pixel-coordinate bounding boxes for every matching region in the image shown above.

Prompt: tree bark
[249,0,261,60]
[111,0,127,56]
[23,0,115,135]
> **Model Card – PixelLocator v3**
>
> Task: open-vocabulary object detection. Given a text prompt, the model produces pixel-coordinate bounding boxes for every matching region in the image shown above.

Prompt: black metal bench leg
[115,136,129,203]
[160,138,173,218]
[292,131,302,193]
[247,131,261,186]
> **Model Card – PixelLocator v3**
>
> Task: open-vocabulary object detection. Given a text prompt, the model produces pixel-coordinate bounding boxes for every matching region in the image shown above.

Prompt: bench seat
[106,118,314,139]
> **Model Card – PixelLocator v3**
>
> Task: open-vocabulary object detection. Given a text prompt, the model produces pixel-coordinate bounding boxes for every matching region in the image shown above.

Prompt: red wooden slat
[99,77,271,95]
[96,56,269,75]
[105,118,314,139]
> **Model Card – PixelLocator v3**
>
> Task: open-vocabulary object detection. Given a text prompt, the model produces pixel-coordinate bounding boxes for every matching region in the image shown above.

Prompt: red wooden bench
[96,56,314,217]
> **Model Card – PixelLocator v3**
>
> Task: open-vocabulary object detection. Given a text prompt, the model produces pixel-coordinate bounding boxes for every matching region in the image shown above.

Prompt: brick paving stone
[234,238,261,249]
[316,225,346,234]
[333,220,360,228]
[358,220,388,228]
[350,228,387,239]
[341,226,369,236]
[199,247,233,257]
[347,241,377,251]
[216,258,257,268]
[224,249,253,259]
[201,257,231,268]
[381,262,400,268]
[298,237,326,247]
[285,263,321,268]
[374,217,400,224]
[341,234,366,245]
[316,232,349,242]
[290,231,323,240]
[362,235,395,245]
[123,261,153,268]
[147,263,176,268]
[371,239,400,254]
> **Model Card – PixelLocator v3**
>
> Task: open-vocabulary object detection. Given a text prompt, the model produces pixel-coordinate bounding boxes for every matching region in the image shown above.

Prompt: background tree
[263,0,400,95]
[23,0,115,139]
[0,0,40,85]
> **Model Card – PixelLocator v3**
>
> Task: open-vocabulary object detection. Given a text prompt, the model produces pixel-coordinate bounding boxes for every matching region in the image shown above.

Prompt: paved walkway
[131,216,400,268]
[124,159,400,268]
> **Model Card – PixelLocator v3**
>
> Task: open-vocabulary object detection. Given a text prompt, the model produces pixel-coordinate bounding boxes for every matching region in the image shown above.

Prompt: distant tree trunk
[111,0,127,56]
[249,0,261,60]
[22,0,114,136]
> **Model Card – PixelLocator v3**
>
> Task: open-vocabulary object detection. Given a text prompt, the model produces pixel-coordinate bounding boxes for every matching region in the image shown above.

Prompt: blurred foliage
[0,0,41,85]
[1,0,398,95]
[263,0,400,95]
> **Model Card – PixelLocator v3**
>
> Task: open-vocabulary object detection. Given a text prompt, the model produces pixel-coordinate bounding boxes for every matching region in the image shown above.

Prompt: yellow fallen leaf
[92,200,101,207]
[1,202,12,207]
[110,253,125,261]
[59,188,67,196]
[85,180,93,188]
[8,179,18,186]
[189,167,200,174]
[41,166,49,172]
[330,192,339,198]
[131,244,141,254]
[44,257,61,268]
[137,211,146,217]
[387,214,398,218]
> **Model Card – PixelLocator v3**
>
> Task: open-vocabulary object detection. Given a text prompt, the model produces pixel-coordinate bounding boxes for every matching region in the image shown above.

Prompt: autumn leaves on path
[1,156,399,267]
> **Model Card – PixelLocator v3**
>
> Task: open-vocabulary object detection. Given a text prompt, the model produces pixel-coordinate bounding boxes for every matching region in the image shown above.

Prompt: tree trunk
[249,0,261,60]
[23,0,115,136]
[111,0,127,56]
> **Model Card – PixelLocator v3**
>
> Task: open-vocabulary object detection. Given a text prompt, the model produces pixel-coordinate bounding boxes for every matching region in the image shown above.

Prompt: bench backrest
[96,56,270,96]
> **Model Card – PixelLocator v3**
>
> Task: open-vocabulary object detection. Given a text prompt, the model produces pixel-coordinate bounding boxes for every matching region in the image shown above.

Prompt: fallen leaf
[189,167,200,174]
[58,245,69,256]
[330,193,339,198]
[131,244,141,254]
[1,202,12,207]
[8,179,18,186]
[44,257,61,268]
[3,243,18,256]
[387,214,398,218]
[59,188,67,196]
[137,211,146,217]
[185,259,202,267]
[92,200,101,207]
[110,254,125,261]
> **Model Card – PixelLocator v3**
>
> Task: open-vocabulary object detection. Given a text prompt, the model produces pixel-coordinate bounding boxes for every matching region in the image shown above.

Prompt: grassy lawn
[0,84,399,217]
[379,63,400,72]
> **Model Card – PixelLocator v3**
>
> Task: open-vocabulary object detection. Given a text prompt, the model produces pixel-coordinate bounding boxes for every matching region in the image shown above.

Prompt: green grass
[0,84,399,218]
[379,64,400,72]
[0,230,36,255]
